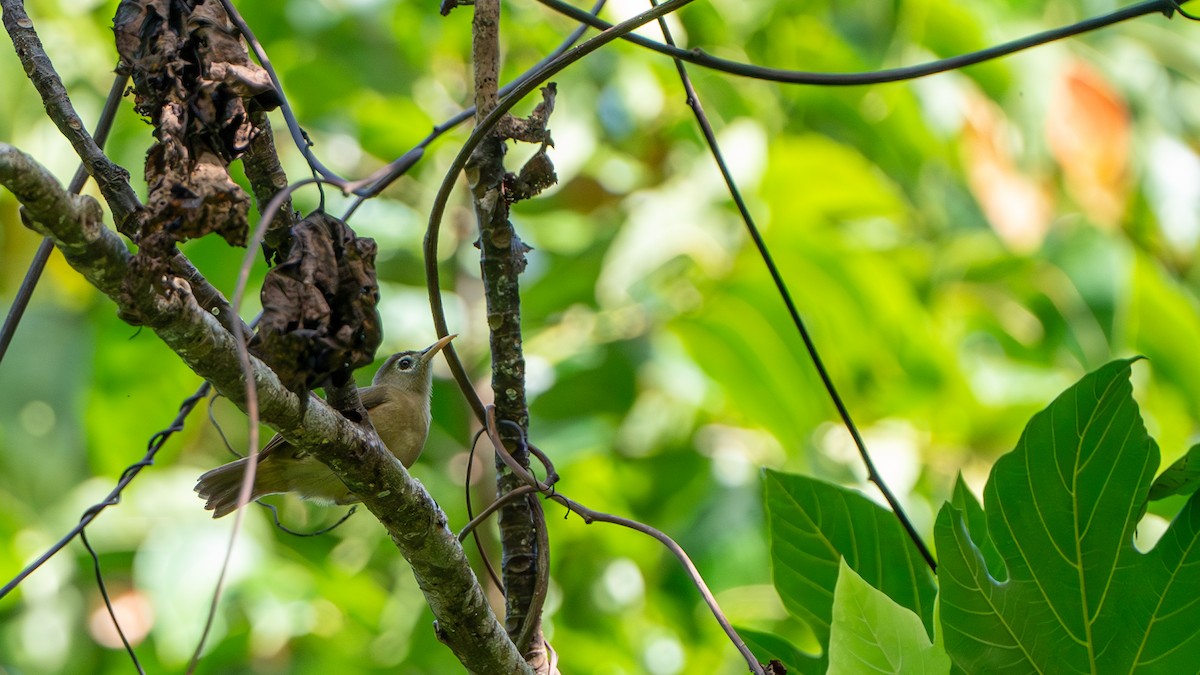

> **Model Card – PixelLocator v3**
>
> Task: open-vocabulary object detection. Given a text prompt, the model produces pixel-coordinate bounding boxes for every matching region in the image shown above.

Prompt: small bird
[195,334,455,518]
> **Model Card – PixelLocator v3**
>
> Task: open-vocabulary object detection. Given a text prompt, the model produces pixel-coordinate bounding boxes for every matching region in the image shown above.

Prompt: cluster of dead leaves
[113,0,278,316]
[500,83,559,205]
[251,211,383,396]
[111,1,385,397]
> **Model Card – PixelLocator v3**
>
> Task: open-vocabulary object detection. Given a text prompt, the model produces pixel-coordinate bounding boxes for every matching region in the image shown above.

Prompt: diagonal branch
[0,141,532,675]
[1,0,140,232]
[2,0,245,336]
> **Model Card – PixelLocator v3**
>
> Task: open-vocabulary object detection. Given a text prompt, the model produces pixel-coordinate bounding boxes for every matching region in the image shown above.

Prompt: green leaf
[737,626,823,675]
[936,358,1200,672]
[948,474,1004,582]
[1148,443,1200,501]
[764,469,937,667]
[827,559,950,675]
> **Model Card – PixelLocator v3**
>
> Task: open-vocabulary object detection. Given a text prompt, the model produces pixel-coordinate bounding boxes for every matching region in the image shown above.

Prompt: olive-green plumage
[195,335,455,518]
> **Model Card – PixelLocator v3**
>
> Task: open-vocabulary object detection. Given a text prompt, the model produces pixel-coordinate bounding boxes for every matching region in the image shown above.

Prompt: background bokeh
[2,0,1200,672]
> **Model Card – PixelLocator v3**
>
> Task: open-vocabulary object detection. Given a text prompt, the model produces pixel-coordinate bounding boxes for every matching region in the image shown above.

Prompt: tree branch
[0,141,532,675]
[1,0,140,233]
[1,0,245,335]
[468,0,547,664]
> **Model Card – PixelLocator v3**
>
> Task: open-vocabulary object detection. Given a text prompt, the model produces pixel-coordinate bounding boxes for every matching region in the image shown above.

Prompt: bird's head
[373,334,456,393]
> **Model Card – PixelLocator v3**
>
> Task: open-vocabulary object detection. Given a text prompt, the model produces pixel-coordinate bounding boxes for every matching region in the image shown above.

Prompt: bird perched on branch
[195,335,456,518]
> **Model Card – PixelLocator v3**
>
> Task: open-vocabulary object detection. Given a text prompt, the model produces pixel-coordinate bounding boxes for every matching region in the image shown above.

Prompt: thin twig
[535,0,1182,85]
[518,431,557,669]
[0,383,211,600]
[465,428,506,590]
[218,0,427,199]
[646,2,937,570]
[80,529,146,675]
[460,484,539,541]
[186,178,322,673]
[516,494,550,656]
[0,71,127,365]
[480,407,766,675]
[0,238,53,365]
[215,0,348,190]
[426,0,700,423]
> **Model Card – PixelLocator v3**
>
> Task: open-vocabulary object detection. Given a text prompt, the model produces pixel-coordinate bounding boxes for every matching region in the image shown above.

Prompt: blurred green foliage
[1,0,1199,672]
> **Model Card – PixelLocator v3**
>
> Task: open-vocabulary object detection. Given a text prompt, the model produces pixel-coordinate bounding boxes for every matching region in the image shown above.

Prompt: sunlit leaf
[828,559,950,675]
[764,469,937,668]
[936,358,1200,672]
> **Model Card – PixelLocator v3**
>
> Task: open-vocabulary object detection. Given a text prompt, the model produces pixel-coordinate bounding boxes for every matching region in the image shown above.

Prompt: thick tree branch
[472,0,501,121]
[469,134,541,652]
[2,1,243,335]
[0,142,531,675]
[468,0,547,665]
[2,0,140,233]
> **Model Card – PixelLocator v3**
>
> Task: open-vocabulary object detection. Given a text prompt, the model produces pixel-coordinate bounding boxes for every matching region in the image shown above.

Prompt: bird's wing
[258,430,293,460]
[255,388,388,462]
[358,385,390,411]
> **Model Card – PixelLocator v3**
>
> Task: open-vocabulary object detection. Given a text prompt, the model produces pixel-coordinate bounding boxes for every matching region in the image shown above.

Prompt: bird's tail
[194,457,284,519]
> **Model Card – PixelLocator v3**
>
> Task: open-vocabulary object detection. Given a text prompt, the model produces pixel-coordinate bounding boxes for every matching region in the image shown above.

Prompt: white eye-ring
[398,357,415,370]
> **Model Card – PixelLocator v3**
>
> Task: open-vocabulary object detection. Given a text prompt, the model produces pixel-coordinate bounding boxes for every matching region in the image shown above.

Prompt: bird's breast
[369,397,432,468]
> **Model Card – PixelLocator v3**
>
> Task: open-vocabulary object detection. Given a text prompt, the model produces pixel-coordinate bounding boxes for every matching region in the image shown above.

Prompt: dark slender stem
[187,178,323,675]
[460,484,539,541]
[80,529,146,675]
[0,71,127,366]
[0,238,52,364]
[535,0,1180,85]
[0,383,211,600]
[648,1,937,571]
[515,494,549,655]
[215,0,349,190]
[426,0,699,423]
[465,428,506,590]
[481,408,766,675]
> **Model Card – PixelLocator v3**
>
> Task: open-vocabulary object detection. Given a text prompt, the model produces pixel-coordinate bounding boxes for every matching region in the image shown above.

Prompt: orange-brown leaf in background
[962,94,1053,252]
[1045,60,1131,227]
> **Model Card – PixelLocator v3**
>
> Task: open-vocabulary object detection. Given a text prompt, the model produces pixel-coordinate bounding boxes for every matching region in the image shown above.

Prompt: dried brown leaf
[251,212,383,395]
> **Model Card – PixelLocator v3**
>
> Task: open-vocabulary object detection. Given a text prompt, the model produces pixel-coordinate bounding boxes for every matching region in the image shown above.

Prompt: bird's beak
[419,334,457,364]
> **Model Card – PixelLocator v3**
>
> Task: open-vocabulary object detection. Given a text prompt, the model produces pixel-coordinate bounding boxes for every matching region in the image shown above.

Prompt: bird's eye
[397,357,415,370]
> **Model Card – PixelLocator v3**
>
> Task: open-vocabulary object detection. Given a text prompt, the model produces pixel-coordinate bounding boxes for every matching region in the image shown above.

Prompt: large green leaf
[828,559,950,675]
[764,469,937,667]
[936,358,1200,672]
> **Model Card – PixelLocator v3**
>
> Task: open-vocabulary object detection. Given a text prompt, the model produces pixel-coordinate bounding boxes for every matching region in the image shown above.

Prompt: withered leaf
[498,83,557,144]
[114,0,278,249]
[251,211,383,396]
[505,147,557,203]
